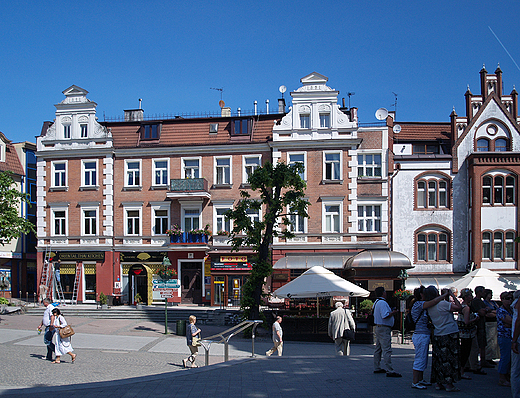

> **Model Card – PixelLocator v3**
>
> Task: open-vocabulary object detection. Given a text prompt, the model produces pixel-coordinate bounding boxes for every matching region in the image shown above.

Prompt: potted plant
[166,224,183,243]
[158,267,177,280]
[134,293,143,310]
[99,292,108,309]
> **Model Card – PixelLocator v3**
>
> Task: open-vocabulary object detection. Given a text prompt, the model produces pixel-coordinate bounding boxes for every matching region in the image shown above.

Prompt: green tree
[0,171,35,245]
[225,161,309,319]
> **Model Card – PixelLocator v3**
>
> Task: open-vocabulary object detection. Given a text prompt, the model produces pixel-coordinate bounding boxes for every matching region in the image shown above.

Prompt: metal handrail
[200,320,263,366]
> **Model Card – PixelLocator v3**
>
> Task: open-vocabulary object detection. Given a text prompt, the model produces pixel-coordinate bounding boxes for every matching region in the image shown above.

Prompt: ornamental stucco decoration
[299,105,311,113]
[318,104,331,112]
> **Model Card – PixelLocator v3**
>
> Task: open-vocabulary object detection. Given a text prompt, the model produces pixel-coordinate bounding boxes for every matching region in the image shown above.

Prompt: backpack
[404,309,422,332]
[367,299,380,326]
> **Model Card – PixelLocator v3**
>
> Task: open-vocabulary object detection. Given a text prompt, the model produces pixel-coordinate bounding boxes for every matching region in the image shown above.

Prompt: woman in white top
[51,308,77,364]
[425,286,462,392]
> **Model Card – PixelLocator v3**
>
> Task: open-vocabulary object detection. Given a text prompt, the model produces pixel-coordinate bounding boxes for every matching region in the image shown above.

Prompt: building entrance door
[181,261,202,304]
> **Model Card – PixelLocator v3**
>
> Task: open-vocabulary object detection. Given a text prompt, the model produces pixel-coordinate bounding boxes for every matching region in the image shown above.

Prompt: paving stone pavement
[0,309,512,398]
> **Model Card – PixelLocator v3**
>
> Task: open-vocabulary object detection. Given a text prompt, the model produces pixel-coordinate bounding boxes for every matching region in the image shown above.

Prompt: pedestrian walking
[51,308,77,364]
[37,298,55,361]
[497,291,513,387]
[328,301,355,356]
[266,316,283,357]
[183,315,201,368]
[510,290,520,397]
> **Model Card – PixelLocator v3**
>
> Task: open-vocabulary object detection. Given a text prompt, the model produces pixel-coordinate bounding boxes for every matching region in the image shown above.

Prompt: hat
[459,288,473,298]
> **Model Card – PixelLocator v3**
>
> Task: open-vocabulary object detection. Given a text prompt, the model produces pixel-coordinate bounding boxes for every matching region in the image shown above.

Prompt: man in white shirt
[37,298,55,361]
[266,316,283,356]
[373,286,401,377]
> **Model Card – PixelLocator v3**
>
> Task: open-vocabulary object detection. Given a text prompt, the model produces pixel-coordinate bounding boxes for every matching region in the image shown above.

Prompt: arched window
[495,138,508,152]
[482,173,516,205]
[415,175,450,209]
[416,229,449,262]
[477,138,489,152]
[482,230,516,261]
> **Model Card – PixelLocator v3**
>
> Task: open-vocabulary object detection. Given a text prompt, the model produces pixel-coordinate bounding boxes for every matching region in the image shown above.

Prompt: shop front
[121,252,167,306]
[210,255,252,307]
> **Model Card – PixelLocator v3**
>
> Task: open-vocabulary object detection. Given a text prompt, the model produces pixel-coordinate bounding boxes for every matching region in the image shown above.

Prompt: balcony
[167,178,211,200]
[170,232,209,244]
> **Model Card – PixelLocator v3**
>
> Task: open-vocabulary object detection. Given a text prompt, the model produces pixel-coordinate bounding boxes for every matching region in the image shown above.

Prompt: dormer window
[232,119,250,135]
[0,142,5,162]
[142,123,161,140]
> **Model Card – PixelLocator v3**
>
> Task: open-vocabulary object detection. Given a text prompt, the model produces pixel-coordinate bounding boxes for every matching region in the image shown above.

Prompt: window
[142,124,160,139]
[52,162,67,187]
[288,206,305,233]
[82,209,97,235]
[358,205,381,232]
[215,207,232,233]
[215,157,231,185]
[82,161,97,187]
[357,154,382,178]
[300,114,310,129]
[53,210,67,236]
[246,208,260,224]
[477,138,489,152]
[416,230,449,261]
[482,173,515,205]
[482,230,515,260]
[415,175,450,209]
[153,159,168,186]
[154,209,169,235]
[80,124,88,138]
[243,155,261,183]
[233,119,250,135]
[412,144,440,154]
[182,158,200,179]
[183,208,200,231]
[495,138,507,152]
[324,204,340,233]
[126,209,140,235]
[324,152,341,181]
[288,152,306,181]
[125,161,141,187]
[63,124,71,139]
[319,113,330,128]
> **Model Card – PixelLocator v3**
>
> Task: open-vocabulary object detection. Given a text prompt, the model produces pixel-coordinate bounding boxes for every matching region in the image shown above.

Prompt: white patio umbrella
[272,266,370,316]
[448,268,518,300]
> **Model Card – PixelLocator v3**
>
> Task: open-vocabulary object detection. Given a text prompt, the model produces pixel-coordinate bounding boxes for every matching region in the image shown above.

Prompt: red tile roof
[0,132,24,176]
[394,122,451,141]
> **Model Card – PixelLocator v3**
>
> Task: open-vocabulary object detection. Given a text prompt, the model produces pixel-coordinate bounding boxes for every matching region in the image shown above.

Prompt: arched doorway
[128,264,152,305]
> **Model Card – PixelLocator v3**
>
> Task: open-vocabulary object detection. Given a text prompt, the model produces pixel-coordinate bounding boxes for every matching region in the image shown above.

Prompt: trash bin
[176,320,186,336]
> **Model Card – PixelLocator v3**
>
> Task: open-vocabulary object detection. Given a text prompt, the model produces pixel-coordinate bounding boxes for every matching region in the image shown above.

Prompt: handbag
[192,336,201,347]
[59,325,75,338]
[342,329,356,341]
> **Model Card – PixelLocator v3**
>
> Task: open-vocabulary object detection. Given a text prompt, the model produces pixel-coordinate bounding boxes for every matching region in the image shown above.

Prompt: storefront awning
[344,250,413,269]
[405,275,462,292]
[273,254,355,269]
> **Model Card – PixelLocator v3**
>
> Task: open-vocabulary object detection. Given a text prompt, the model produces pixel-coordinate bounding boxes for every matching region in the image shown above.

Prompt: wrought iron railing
[169,178,208,191]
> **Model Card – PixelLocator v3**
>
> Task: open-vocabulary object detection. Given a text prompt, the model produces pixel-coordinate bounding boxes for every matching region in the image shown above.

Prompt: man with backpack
[373,286,401,377]
[328,301,356,356]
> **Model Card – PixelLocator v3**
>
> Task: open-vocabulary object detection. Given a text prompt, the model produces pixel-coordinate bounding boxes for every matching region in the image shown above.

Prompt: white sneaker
[419,380,432,386]
[266,351,271,356]
[411,382,427,389]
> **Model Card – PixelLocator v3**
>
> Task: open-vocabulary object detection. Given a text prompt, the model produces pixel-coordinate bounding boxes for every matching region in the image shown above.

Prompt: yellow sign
[220,256,247,262]
[368,280,394,291]
[205,256,211,276]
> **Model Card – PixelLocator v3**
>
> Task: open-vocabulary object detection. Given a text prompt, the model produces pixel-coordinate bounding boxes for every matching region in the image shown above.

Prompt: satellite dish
[375,108,388,120]
[219,100,225,108]
[393,124,402,134]
[279,85,287,94]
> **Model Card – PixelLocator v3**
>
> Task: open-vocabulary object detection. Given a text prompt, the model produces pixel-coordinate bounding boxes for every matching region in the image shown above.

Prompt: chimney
[278,98,286,114]
[221,107,231,117]
[124,109,144,121]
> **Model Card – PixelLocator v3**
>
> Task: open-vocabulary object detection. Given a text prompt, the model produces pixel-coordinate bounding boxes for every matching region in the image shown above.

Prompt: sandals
[71,354,77,363]
[51,360,61,364]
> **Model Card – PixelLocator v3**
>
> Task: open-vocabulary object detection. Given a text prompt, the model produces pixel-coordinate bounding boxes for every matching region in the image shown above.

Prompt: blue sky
[1,1,519,143]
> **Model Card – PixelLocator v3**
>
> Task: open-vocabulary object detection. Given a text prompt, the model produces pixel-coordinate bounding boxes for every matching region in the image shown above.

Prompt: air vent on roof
[209,123,219,134]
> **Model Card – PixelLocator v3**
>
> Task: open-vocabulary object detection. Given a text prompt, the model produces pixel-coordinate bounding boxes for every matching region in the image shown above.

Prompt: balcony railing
[170,178,208,192]
[170,232,209,244]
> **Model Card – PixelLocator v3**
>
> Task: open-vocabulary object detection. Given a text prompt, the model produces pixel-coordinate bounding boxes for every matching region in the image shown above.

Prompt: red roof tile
[395,123,451,141]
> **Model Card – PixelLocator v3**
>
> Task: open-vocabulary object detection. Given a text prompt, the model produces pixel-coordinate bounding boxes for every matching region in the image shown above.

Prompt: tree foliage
[0,171,35,245]
[225,161,309,319]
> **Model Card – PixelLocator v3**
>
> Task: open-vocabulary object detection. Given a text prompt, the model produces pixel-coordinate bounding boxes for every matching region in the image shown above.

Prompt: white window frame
[288,152,307,181]
[246,207,261,224]
[319,113,330,128]
[151,202,170,236]
[288,205,307,234]
[300,113,310,129]
[125,159,142,188]
[182,157,201,179]
[322,201,342,233]
[124,205,142,236]
[51,207,68,237]
[357,153,382,178]
[0,142,5,162]
[357,204,382,232]
[81,160,98,187]
[80,124,88,138]
[63,123,71,139]
[153,158,169,187]
[180,201,202,232]
[81,206,98,236]
[52,161,68,188]
[213,201,234,234]
[242,155,261,183]
[323,151,342,181]
[214,156,232,185]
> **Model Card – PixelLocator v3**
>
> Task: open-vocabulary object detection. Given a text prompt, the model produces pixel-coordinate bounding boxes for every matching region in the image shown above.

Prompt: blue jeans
[512,348,520,398]
[44,327,55,360]
[498,336,511,375]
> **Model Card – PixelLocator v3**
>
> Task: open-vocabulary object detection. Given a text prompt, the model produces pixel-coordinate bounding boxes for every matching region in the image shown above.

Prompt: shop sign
[58,252,105,261]
[220,256,247,262]
[120,252,167,262]
[0,252,22,259]
[211,262,252,271]
[368,280,393,291]
[153,279,180,289]
[158,288,176,298]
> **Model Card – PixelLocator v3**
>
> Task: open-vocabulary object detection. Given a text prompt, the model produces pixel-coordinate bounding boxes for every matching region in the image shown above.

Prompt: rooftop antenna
[392,92,398,119]
[347,92,355,108]
[211,87,224,102]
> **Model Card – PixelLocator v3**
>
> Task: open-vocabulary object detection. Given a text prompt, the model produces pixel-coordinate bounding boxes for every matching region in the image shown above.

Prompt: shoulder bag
[59,325,75,338]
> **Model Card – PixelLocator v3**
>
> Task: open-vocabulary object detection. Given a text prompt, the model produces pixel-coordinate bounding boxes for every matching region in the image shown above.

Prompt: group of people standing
[37,298,77,364]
